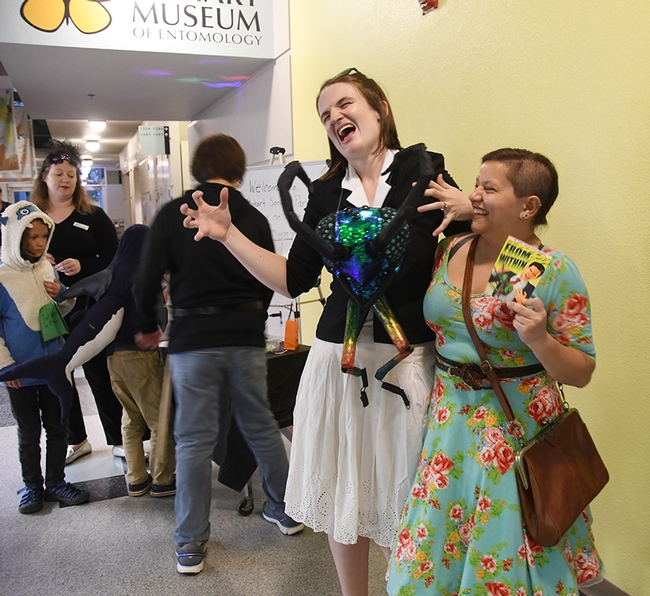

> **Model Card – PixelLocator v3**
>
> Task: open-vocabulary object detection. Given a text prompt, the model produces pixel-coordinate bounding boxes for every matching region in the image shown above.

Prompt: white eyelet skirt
[284,322,436,547]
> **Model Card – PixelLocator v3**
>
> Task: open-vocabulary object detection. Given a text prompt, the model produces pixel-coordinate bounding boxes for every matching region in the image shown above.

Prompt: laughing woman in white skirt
[181,69,472,596]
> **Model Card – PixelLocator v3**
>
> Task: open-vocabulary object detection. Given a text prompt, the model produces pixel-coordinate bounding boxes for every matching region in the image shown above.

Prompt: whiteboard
[242,160,327,258]
[241,160,328,342]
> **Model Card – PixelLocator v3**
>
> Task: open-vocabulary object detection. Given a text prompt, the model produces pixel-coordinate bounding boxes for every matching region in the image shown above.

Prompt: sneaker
[151,479,176,498]
[65,439,92,465]
[112,445,126,458]
[18,483,44,514]
[261,501,304,536]
[44,482,90,506]
[127,475,152,497]
[176,542,206,575]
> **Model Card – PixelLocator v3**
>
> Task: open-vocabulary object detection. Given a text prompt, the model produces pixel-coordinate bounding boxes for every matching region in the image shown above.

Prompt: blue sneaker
[44,482,90,507]
[128,475,152,497]
[151,478,176,498]
[262,501,304,536]
[176,542,207,575]
[18,483,44,514]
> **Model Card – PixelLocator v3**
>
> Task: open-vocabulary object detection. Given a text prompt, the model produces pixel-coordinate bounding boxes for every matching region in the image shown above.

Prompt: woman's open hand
[181,187,232,243]
[416,174,473,236]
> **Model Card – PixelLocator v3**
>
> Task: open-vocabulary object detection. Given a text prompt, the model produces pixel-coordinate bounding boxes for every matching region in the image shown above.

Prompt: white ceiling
[0,43,271,168]
[45,120,143,168]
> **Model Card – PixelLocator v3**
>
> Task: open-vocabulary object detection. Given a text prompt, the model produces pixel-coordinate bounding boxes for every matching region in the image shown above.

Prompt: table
[266,344,311,428]
[215,345,310,492]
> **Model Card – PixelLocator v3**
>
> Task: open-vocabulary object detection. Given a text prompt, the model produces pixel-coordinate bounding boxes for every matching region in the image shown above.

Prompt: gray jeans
[170,346,289,545]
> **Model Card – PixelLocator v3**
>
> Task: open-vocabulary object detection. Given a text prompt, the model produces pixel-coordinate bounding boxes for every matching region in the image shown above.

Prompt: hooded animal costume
[0,201,74,387]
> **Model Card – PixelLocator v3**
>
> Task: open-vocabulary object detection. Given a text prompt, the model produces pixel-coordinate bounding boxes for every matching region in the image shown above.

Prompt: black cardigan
[285,146,471,345]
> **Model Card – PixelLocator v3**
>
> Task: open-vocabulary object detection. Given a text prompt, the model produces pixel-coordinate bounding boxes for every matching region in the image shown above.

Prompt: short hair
[481,148,559,226]
[191,134,246,184]
[528,261,546,274]
[31,140,94,215]
[317,68,401,180]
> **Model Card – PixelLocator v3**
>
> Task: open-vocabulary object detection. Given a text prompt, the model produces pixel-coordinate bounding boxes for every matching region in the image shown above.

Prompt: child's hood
[0,201,55,271]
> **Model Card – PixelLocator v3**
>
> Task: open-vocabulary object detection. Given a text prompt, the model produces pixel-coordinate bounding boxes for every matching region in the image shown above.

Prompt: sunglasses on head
[335,67,362,78]
[45,152,79,167]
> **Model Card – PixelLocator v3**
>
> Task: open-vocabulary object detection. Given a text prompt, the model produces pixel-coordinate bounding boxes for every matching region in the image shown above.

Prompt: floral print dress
[386,236,604,596]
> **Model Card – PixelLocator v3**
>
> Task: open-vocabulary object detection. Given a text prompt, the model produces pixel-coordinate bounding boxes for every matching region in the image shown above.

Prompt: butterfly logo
[21,0,112,35]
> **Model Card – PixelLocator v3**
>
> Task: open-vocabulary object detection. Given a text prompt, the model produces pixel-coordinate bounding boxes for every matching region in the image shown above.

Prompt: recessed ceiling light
[88,120,107,132]
[86,140,100,152]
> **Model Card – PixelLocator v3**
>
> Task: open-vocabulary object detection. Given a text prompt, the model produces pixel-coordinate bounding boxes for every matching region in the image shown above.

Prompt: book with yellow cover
[487,236,552,303]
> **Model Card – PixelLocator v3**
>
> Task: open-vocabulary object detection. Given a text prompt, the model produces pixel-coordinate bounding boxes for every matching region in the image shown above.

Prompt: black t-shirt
[135,183,275,353]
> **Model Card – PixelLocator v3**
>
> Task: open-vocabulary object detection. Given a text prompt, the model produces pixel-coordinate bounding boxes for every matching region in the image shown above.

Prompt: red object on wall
[420,0,439,14]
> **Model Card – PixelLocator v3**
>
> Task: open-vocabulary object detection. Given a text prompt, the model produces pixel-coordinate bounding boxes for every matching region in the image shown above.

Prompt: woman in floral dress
[387,148,604,595]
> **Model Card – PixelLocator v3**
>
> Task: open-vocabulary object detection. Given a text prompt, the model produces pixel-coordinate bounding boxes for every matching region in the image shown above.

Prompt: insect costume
[278,144,434,407]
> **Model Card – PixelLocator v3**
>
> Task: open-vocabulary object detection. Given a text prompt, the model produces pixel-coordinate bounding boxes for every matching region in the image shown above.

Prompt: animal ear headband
[278,144,434,407]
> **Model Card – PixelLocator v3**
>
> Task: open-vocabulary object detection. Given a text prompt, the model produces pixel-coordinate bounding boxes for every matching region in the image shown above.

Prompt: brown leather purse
[460,236,609,547]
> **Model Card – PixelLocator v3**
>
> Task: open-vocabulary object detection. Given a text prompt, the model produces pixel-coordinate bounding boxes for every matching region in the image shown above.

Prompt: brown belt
[435,353,544,390]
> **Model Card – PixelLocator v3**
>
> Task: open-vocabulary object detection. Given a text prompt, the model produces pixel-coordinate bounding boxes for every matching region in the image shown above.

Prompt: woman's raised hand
[417,174,473,236]
[181,187,232,243]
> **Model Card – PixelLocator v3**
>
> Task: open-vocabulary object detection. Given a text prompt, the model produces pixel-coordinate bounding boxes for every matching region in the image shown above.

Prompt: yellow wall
[289,1,650,593]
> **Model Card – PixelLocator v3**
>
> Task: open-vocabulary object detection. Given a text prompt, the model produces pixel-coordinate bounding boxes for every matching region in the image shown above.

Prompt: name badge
[73,222,89,230]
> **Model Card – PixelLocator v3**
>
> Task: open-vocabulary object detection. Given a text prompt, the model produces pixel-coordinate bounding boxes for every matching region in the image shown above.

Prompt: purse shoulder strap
[461,235,516,422]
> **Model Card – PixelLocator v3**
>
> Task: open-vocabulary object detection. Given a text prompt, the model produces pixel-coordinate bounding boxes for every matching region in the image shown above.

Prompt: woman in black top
[32,141,122,462]
[182,70,472,596]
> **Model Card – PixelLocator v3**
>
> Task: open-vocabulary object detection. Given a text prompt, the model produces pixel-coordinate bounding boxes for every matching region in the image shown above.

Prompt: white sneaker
[112,445,126,458]
[112,445,149,460]
[65,439,92,465]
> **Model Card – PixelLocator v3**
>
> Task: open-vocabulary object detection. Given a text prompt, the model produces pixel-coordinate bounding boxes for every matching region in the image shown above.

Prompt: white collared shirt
[342,150,397,208]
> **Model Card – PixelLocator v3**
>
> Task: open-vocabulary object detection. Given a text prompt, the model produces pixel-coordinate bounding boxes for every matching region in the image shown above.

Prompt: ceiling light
[82,158,94,168]
[86,140,100,152]
[88,120,106,132]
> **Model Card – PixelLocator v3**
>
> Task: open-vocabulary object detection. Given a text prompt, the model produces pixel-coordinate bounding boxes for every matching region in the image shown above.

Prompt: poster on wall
[0,96,36,182]
[0,89,18,172]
